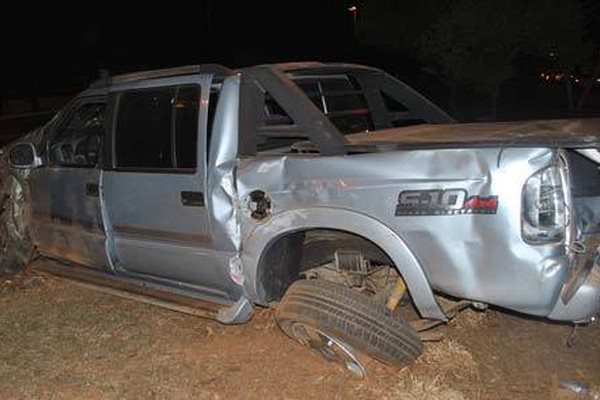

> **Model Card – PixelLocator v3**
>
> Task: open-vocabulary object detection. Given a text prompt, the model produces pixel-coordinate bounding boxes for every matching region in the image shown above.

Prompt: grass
[0,271,482,399]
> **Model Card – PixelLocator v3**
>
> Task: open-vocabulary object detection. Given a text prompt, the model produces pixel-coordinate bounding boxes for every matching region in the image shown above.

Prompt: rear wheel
[275,279,423,377]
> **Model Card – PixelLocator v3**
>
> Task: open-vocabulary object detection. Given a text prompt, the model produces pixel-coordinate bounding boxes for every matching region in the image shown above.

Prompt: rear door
[101,76,235,300]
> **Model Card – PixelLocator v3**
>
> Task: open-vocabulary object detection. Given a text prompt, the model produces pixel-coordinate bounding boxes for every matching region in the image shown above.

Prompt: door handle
[181,191,204,207]
[85,183,99,197]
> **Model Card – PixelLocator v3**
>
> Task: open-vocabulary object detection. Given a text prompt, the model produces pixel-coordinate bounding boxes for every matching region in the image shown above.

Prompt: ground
[0,269,598,400]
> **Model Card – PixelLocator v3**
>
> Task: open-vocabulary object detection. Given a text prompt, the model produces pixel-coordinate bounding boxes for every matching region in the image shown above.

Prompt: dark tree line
[356,0,597,120]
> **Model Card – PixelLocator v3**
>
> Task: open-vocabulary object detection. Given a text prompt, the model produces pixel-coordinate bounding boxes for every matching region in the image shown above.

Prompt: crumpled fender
[241,207,447,321]
[0,145,34,265]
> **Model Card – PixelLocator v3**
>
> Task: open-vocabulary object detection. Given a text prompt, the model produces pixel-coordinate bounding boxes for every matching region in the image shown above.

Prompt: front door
[29,99,108,269]
[101,77,235,300]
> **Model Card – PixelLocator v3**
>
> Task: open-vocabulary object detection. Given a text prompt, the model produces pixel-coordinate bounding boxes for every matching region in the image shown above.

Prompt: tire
[0,242,26,276]
[0,200,31,277]
[275,279,423,372]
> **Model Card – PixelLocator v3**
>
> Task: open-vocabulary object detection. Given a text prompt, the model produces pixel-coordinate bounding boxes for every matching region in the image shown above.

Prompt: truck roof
[87,62,384,89]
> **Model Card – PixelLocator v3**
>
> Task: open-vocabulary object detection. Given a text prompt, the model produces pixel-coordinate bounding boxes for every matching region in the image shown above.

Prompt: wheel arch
[242,207,447,321]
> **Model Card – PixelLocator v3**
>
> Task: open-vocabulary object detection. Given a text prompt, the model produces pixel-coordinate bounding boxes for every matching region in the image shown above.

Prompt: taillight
[522,164,567,244]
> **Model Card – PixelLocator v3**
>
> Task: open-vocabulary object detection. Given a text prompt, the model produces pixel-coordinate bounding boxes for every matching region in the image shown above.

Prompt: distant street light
[348,5,358,23]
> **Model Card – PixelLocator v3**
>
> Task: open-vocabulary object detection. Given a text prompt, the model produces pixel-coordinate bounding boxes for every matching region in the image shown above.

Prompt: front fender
[241,207,447,321]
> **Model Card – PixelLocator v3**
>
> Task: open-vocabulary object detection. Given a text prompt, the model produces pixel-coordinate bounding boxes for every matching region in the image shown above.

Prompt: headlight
[522,164,566,244]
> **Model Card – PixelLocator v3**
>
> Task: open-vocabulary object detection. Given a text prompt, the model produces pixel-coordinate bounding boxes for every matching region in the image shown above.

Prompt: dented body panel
[236,147,579,318]
[3,62,599,324]
[29,166,107,269]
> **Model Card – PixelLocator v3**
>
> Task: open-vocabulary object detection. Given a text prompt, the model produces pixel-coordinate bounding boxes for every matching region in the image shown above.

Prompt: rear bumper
[548,259,600,323]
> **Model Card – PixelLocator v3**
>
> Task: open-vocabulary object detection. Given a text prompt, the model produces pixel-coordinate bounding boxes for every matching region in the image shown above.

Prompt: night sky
[3,1,599,100]
[2,1,356,97]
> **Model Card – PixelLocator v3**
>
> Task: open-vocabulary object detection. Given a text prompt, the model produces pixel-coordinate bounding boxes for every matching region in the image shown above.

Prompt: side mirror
[9,142,41,168]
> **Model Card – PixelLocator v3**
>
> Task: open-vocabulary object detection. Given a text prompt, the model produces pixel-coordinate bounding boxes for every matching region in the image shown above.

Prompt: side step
[30,259,252,323]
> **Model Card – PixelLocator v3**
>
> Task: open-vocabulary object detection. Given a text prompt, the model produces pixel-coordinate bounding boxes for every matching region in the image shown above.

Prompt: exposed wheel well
[256,228,395,303]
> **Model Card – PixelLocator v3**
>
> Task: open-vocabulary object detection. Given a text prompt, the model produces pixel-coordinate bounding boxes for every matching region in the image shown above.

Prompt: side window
[115,85,200,171]
[49,103,105,167]
[116,88,174,168]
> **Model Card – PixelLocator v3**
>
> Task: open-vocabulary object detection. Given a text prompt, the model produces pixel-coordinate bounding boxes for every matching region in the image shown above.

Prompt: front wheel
[0,197,32,277]
[275,279,423,377]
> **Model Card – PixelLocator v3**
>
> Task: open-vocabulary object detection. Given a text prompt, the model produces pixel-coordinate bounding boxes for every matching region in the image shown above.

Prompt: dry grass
[6,269,598,399]
[387,373,469,400]
[0,271,483,399]
[420,340,478,376]
[452,308,492,329]
[406,339,480,398]
[347,338,479,399]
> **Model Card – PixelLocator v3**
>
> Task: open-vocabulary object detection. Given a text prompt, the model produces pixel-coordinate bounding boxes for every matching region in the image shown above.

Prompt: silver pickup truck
[1,62,599,377]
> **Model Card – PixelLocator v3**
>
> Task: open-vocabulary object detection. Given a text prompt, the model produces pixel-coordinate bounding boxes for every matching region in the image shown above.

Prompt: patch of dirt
[0,270,598,399]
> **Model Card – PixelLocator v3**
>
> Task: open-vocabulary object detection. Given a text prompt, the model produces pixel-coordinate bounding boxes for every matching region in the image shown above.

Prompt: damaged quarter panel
[206,74,246,288]
[238,146,569,317]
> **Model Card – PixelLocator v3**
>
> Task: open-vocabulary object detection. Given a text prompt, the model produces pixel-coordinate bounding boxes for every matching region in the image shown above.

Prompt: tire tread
[276,279,423,368]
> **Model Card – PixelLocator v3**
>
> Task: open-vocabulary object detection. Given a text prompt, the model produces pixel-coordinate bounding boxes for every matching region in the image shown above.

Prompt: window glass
[115,85,200,170]
[264,94,293,125]
[174,86,199,169]
[49,103,105,167]
[319,78,355,92]
[325,94,367,112]
[330,114,372,133]
[296,81,323,109]
[116,88,173,168]
[297,76,372,133]
[259,93,306,153]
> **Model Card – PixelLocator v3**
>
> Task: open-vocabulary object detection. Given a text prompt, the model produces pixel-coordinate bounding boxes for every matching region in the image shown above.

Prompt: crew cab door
[29,98,108,269]
[101,76,235,300]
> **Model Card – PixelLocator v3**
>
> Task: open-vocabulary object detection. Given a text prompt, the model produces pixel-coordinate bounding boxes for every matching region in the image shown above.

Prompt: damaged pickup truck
[1,62,599,377]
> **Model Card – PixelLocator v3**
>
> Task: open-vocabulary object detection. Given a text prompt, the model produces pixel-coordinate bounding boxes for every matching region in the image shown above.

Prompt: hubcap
[290,323,366,378]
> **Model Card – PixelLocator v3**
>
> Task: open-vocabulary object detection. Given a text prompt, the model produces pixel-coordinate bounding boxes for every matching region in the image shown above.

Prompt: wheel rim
[290,322,366,378]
